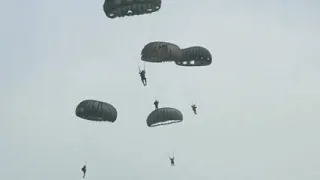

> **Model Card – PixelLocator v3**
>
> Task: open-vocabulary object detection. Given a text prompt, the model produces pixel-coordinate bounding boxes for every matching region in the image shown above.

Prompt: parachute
[103,0,161,19]
[75,99,117,122]
[141,41,182,63]
[146,107,183,127]
[175,46,212,66]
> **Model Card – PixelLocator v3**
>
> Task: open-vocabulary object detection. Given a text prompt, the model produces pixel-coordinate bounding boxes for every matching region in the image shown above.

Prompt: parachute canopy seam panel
[76,99,117,122]
[103,0,162,19]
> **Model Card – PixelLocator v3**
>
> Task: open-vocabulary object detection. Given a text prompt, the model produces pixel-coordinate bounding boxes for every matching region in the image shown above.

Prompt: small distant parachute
[103,0,161,19]
[147,107,183,127]
[175,46,212,66]
[75,99,117,122]
[141,42,182,63]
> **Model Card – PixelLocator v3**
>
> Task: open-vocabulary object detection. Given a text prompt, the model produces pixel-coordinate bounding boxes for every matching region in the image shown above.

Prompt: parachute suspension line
[79,124,89,162]
[137,62,146,71]
[168,151,174,158]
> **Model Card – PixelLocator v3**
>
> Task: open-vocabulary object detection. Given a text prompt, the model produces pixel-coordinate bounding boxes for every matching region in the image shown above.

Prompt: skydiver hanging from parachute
[153,99,159,109]
[191,104,197,115]
[169,155,175,166]
[81,164,87,178]
[138,64,147,86]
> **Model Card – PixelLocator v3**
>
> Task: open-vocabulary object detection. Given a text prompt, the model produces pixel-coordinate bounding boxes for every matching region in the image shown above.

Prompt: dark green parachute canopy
[175,46,212,66]
[141,41,182,63]
[147,107,183,127]
[75,100,117,122]
[103,0,161,19]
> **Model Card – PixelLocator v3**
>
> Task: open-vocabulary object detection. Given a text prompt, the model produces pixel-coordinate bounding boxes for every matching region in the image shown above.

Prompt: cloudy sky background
[1,0,320,179]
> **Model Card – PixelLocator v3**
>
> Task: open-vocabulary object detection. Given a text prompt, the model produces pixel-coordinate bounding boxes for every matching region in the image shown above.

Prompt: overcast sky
[1,0,320,179]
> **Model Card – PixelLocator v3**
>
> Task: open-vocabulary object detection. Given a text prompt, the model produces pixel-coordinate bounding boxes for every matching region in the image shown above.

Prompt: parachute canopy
[146,107,183,127]
[175,46,212,66]
[103,0,161,19]
[141,41,182,63]
[75,99,117,122]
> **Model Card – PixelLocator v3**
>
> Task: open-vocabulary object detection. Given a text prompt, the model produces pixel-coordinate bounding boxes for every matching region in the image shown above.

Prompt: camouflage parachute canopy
[141,41,182,63]
[103,0,161,19]
[75,99,117,122]
[146,107,183,127]
[175,46,212,66]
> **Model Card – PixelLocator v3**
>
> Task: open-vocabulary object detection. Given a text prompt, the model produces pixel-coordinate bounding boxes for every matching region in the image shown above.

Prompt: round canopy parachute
[175,46,212,66]
[141,41,182,63]
[146,107,183,127]
[103,0,161,19]
[75,100,117,122]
